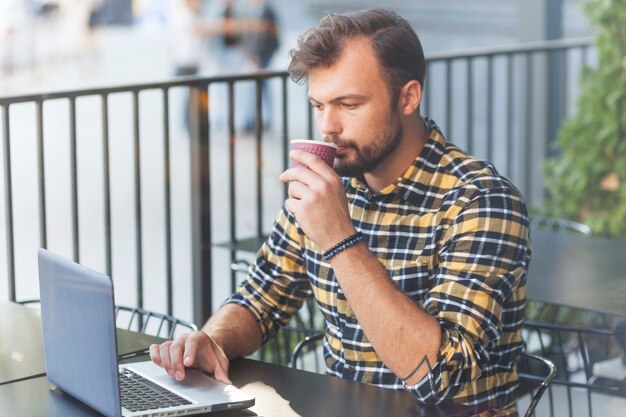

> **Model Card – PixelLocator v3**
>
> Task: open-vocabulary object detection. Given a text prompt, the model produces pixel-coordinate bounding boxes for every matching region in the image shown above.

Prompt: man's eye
[343,103,357,109]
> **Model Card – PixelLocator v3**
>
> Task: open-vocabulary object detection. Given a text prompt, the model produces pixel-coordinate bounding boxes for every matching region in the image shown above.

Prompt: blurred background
[0,0,592,96]
[0,0,604,320]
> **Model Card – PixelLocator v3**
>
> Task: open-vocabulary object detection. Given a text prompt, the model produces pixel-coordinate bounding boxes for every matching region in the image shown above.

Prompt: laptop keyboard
[119,368,192,412]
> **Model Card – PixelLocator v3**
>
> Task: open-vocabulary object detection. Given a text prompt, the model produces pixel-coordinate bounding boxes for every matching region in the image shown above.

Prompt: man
[151,8,530,411]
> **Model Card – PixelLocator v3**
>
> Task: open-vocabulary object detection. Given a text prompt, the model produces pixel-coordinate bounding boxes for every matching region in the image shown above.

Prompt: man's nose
[317,108,342,137]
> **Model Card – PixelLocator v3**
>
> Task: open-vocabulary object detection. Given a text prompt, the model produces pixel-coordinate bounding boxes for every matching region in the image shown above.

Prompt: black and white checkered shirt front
[227,118,530,409]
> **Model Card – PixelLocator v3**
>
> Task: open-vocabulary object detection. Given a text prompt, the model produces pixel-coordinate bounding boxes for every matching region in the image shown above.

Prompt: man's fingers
[183,333,201,367]
[169,338,187,381]
[149,344,162,367]
[213,359,232,385]
[159,341,174,378]
[287,180,308,200]
[208,341,232,385]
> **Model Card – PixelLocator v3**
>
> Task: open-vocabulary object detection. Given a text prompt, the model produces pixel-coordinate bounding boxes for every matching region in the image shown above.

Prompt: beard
[330,110,404,178]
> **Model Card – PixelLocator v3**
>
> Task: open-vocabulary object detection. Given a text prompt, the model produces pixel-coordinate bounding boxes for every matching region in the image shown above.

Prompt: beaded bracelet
[323,231,365,261]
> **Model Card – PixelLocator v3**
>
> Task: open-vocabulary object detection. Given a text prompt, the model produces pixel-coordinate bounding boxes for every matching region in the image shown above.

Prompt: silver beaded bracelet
[322,231,365,261]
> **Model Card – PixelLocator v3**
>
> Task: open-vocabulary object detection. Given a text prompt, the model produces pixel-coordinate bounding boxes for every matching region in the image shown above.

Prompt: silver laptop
[37,249,254,417]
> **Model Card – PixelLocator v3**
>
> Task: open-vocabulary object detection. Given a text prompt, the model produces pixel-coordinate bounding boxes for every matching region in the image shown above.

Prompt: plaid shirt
[226,118,530,408]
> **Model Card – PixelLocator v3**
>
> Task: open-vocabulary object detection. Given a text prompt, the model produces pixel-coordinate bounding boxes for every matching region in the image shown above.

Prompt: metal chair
[114,305,197,339]
[289,331,325,371]
[523,308,626,417]
[530,215,592,236]
[18,299,197,339]
[231,259,323,366]
[517,352,557,417]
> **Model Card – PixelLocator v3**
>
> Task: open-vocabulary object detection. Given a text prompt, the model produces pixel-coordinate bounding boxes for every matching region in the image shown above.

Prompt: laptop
[37,248,255,417]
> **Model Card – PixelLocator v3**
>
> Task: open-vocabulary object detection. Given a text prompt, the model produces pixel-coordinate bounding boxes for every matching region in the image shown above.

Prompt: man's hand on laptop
[149,331,232,385]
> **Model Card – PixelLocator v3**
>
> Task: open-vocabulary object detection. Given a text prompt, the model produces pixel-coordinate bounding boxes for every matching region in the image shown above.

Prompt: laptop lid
[37,249,254,417]
[38,248,122,417]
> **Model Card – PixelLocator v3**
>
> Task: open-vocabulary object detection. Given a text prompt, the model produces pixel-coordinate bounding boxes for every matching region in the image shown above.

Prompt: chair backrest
[523,309,626,417]
[114,305,197,339]
[254,296,322,366]
[18,299,197,340]
[289,331,325,371]
[230,258,324,366]
[518,352,557,417]
[530,216,592,235]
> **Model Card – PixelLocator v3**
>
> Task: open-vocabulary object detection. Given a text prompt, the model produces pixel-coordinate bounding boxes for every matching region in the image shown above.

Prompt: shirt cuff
[223,293,271,342]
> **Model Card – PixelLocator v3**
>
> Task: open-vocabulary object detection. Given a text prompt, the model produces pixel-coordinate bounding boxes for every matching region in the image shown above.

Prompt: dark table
[0,302,165,386]
[527,229,626,316]
[0,301,479,417]
[0,359,477,417]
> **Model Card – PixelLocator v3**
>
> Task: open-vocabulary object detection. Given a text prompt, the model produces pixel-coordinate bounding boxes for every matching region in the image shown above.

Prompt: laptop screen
[38,249,122,417]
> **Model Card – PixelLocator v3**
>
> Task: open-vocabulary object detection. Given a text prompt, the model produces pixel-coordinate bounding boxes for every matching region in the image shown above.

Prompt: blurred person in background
[202,0,275,131]
[170,0,208,132]
[0,0,33,76]
[241,0,279,131]
[58,0,103,63]
[171,0,205,78]
[170,0,240,132]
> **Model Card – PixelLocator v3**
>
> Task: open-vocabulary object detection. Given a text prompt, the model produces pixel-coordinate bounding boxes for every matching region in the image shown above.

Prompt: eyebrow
[308,94,370,104]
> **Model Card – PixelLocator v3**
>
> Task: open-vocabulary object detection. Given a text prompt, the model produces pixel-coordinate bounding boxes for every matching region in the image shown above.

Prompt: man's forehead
[307,38,385,101]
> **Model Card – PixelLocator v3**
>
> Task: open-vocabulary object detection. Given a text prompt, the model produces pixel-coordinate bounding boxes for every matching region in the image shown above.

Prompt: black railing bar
[445,59,452,138]
[565,380,574,417]
[281,75,289,199]
[2,105,16,301]
[561,49,568,122]
[576,330,594,417]
[578,330,593,379]
[190,81,213,323]
[162,87,173,316]
[203,82,213,318]
[255,80,263,240]
[227,81,237,292]
[425,37,593,62]
[132,90,144,311]
[524,52,533,200]
[69,97,79,262]
[486,55,494,163]
[0,39,594,106]
[506,53,513,174]
[0,70,290,105]
[544,49,552,160]
[35,100,47,249]
[467,58,474,154]
[101,93,112,277]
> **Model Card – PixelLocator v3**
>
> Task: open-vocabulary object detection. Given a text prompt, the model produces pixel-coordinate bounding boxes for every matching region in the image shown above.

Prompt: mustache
[323,135,355,148]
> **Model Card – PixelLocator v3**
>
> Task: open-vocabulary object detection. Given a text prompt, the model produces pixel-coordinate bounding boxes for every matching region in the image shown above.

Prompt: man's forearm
[330,242,442,385]
[201,303,263,360]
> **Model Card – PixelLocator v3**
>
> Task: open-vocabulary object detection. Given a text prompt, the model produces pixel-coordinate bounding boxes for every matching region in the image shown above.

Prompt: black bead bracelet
[323,231,365,261]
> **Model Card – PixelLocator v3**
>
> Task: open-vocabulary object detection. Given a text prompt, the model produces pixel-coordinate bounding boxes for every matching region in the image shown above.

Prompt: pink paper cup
[290,140,338,168]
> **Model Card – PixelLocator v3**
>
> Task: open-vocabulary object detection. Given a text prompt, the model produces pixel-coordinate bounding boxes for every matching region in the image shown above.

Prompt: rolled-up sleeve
[225,206,311,342]
[404,185,530,403]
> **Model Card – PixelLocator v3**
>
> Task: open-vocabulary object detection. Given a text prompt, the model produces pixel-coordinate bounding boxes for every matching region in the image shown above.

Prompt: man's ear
[398,80,422,116]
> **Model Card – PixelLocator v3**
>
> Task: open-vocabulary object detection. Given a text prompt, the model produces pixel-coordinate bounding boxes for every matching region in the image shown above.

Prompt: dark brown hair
[288,8,426,104]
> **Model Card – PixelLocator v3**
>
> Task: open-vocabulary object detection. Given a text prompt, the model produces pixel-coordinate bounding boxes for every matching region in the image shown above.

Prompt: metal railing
[0,37,594,325]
